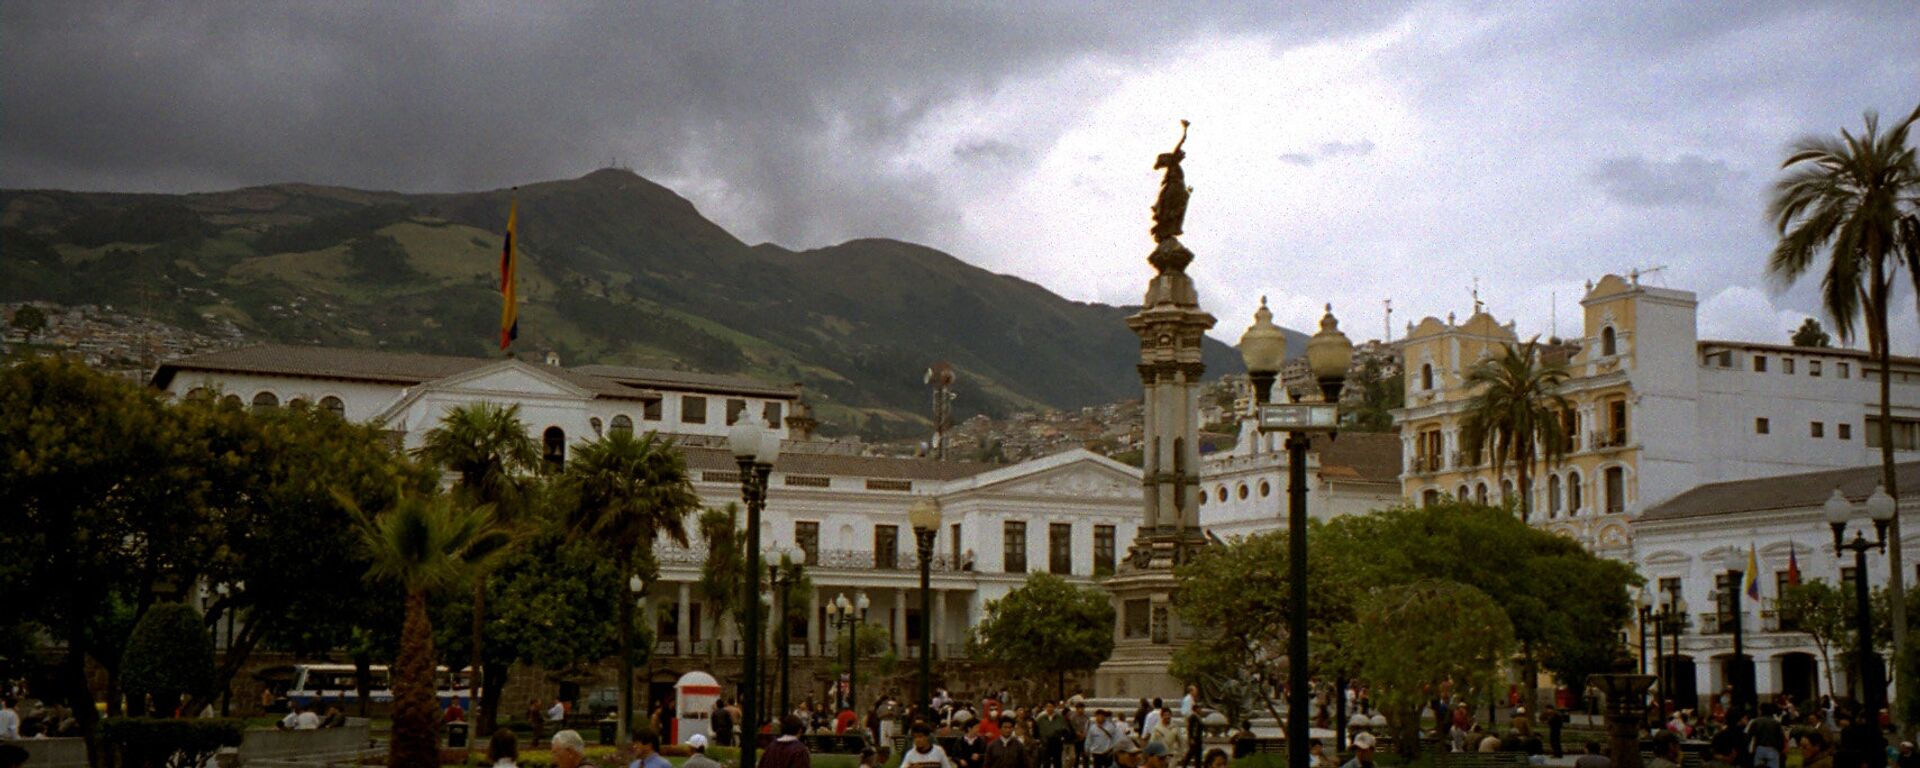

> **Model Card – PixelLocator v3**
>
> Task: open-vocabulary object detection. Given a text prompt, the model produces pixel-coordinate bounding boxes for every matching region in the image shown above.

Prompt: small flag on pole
[1744,543,1761,599]
[1787,542,1801,586]
[498,198,519,351]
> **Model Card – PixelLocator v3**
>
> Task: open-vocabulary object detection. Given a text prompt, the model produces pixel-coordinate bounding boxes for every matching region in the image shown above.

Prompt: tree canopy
[969,573,1116,697]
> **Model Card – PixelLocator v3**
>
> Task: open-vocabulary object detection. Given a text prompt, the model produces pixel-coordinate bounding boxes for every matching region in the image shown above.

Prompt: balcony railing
[649,639,967,660]
[1410,454,1443,474]
[656,543,962,572]
[1590,429,1629,449]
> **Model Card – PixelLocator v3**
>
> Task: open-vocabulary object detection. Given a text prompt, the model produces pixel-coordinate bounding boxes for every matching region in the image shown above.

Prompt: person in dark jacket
[760,716,813,768]
[987,715,1034,768]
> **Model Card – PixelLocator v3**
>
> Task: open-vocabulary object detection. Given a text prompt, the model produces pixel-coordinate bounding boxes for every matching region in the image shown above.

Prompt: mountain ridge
[2,168,1288,438]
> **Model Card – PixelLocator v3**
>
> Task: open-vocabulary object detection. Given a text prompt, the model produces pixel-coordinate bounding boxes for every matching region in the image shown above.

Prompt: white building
[1631,461,1920,706]
[151,343,1146,699]
[1395,273,1920,555]
[1197,426,1403,539]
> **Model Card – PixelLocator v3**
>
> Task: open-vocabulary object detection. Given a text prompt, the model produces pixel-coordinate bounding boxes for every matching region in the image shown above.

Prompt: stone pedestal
[1094,564,1185,699]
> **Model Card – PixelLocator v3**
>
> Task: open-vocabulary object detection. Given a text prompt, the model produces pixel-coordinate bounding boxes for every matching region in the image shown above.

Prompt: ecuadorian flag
[1744,543,1761,600]
[498,199,518,350]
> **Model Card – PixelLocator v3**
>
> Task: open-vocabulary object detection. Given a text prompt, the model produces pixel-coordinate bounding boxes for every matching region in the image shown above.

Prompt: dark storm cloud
[0,1,1403,248]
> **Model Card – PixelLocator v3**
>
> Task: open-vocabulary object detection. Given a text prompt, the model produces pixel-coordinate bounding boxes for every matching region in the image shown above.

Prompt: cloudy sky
[5,2,1918,350]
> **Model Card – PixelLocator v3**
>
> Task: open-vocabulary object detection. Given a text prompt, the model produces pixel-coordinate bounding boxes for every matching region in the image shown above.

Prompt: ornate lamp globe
[1306,304,1354,399]
[909,496,943,534]
[1868,483,1897,524]
[1238,297,1288,375]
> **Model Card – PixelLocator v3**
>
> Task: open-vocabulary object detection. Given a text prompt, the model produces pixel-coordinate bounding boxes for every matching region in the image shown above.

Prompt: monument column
[1095,121,1215,699]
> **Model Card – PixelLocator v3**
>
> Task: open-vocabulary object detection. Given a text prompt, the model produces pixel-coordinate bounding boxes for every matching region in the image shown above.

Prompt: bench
[1433,751,1531,768]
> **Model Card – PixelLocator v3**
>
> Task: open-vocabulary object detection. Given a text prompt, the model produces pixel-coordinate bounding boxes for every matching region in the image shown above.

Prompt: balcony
[1589,429,1629,450]
[652,639,968,660]
[1410,454,1443,474]
[656,544,964,573]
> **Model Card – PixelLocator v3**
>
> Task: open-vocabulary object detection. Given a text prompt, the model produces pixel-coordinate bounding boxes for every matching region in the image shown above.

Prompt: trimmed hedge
[120,603,215,717]
[99,717,244,768]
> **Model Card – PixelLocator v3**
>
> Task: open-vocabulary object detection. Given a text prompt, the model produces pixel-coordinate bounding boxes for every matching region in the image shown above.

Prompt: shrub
[120,603,216,717]
[99,718,244,768]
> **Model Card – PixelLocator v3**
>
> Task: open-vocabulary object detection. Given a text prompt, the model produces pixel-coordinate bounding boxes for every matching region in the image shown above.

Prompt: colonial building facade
[1394,273,1920,555]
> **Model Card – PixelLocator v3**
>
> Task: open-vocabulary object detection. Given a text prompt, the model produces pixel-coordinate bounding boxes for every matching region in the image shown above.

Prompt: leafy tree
[969,573,1116,698]
[1460,338,1572,522]
[0,355,215,758]
[1768,104,1920,662]
[827,622,895,688]
[356,492,510,768]
[120,603,216,718]
[1343,580,1514,760]
[1793,317,1834,347]
[416,402,539,732]
[697,505,745,664]
[1779,580,1851,695]
[561,431,699,746]
[8,304,47,343]
[1172,528,1358,725]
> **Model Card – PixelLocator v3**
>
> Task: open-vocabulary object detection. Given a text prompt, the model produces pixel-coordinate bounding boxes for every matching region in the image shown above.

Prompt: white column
[894,589,908,656]
[677,582,691,655]
[808,588,821,657]
[934,590,948,657]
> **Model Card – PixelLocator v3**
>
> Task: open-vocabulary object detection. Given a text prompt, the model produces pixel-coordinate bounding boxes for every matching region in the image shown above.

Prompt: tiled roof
[1639,461,1920,522]
[1314,432,1402,483]
[680,445,999,482]
[152,344,782,402]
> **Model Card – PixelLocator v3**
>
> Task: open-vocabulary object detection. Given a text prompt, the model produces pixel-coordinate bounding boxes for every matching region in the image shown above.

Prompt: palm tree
[1460,338,1572,522]
[356,491,509,768]
[1768,105,1920,666]
[561,430,700,746]
[415,402,538,733]
[697,505,746,664]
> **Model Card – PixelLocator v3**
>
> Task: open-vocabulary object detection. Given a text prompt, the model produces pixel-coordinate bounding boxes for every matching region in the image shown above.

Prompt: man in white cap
[1340,732,1376,768]
[551,730,597,768]
[684,734,721,768]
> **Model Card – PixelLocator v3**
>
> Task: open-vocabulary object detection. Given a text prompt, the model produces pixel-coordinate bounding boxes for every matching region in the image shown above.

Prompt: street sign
[1256,402,1339,432]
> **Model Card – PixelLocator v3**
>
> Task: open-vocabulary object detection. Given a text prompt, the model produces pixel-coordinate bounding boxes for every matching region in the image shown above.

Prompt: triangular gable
[372,359,591,423]
[942,448,1141,501]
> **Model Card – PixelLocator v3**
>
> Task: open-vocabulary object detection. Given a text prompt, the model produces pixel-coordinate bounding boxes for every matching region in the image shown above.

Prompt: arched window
[1568,472,1584,515]
[1501,479,1514,503]
[1217,487,1228,503]
[222,394,242,409]
[251,392,279,412]
[1548,474,1563,518]
[1457,485,1470,500]
[1422,489,1441,507]
[611,414,634,437]
[319,396,346,418]
[1421,363,1434,390]
[543,426,566,469]
[1475,483,1488,505]
[590,417,603,437]
[1601,326,1618,356]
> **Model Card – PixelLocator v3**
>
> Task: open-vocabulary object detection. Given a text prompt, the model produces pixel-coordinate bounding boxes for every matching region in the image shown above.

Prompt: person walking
[682,735,722,768]
[1086,709,1121,768]
[987,715,1033,768]
[761,716,813,768]
[711,698,734,747]
[905,722,956,768]
[1338,733,1377,768]
[1542,705,1565,758]
[1183,707,1205,768]
[1752,704,1788,768]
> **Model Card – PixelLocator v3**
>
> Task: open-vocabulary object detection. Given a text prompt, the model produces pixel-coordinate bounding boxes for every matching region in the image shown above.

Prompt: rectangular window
[1607,399,1628,445]
[1605,466,1626,514]
[874,525,899,570]
[1715,572,1740,634]
[1784,358,1797,374]
[1756,417,1770,434]
[1812,421,1825,438]
[1775,571,1800,631]
[1094,524,1116,577]
[1867,417,1920,450]
[1753,355,1768,372]
[643,398,663,421]
[1839,362,1850,379]
[1123,599,1151,639]
[1049,523,1073,575]
[1841,423,1853,440]
[763,401,783,426]
[725,398,748,425]
[950,523,962,568]
[795,521,819,565]
[681,395,707,424]
[1003,521,1027,573]
[1811,360,1823,377]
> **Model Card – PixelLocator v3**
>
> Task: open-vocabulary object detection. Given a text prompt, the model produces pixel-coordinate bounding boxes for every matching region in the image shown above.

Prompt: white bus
[284,664,471,709]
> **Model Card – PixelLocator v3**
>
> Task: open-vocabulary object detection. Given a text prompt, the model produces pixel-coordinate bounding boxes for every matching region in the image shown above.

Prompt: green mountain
[2,169,1280,437]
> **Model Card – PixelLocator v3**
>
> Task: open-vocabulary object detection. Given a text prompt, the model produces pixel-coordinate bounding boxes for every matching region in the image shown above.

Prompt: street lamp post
[769,545,795,722]
[1240,300,1352,768]
[1827,485,1896,714]
[730,416,783,768]
[621,574,646,745]
[1636,590,1653,676]
[909,498,943,724]
[828,593,871,716]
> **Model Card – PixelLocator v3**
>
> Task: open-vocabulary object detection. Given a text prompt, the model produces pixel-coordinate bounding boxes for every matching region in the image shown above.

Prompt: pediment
[988,462,1138,500]
[428,360,589,399]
